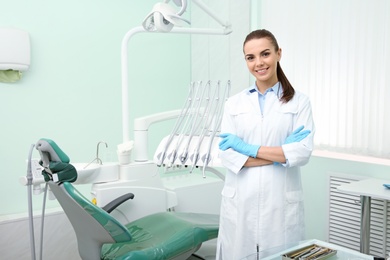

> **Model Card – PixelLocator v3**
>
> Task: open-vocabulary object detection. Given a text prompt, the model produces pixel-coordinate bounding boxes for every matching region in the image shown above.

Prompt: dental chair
[36,139,219,260]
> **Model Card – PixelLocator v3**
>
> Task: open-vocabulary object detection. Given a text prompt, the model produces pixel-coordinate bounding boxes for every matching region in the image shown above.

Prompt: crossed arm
[244,146,284,167]
[219,126,310,167]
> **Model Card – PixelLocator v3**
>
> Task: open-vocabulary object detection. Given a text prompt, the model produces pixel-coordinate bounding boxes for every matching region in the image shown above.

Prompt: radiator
[328,173,389,257]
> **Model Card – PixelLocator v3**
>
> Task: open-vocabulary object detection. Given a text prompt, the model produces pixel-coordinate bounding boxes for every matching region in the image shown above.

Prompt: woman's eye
[262,52,270,57]
[246,56,254,61]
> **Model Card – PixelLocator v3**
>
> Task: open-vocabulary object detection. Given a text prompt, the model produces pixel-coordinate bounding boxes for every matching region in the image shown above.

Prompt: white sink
[72,162,119,184]
[72,163,100,184]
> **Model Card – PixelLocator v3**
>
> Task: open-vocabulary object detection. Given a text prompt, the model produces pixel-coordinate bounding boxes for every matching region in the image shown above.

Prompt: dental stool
[36,139,219,260]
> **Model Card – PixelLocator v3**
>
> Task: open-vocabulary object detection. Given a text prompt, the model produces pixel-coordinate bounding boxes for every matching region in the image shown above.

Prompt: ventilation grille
[328,174,390,257]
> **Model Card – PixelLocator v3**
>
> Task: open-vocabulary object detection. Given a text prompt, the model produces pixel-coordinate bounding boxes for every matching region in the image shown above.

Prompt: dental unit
[27,138,220,260]
[20,1,232,260]
[154,80,230,177]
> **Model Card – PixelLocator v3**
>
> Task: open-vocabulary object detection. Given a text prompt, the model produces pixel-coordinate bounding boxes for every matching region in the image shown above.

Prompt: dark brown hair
[244,29,295,103]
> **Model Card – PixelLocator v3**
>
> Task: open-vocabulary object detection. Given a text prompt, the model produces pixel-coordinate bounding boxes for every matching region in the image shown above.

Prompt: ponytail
[277,62,295,103]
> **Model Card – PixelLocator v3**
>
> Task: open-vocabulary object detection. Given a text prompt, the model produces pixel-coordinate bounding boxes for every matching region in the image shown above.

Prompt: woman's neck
[256,79,278,94]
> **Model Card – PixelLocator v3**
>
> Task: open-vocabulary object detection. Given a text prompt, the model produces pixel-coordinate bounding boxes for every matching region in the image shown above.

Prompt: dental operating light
[172,0,187,15]
[142,0,190,32]
[122,0,232,161]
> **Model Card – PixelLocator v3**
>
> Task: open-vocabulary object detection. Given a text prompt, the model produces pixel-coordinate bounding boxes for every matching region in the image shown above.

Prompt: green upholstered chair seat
[101,212,219,260]
[50,181,219,260]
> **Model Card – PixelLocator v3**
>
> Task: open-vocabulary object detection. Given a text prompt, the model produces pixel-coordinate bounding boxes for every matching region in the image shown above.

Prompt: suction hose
[26,143,36,260]
[39,183,48,260]
[27,143,48,260]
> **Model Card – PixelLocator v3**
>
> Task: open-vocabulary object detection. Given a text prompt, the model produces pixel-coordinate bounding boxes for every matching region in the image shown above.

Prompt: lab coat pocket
[230,104,252,120]
[220,186,237,223]
[227,96,253,116]
[230,105,261,137]
[285,190,304,226]
[221,186,236,198]
[277,102,298,120]
[279,100,299,114]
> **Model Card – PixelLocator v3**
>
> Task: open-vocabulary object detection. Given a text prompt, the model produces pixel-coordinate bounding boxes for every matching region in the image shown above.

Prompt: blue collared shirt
[249,82,282,114]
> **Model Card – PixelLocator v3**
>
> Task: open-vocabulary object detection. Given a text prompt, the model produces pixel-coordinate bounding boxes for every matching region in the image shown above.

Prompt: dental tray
[282,244,337,260]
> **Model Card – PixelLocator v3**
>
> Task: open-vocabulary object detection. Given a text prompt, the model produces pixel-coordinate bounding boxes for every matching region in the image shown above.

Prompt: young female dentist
[216,29,315,259]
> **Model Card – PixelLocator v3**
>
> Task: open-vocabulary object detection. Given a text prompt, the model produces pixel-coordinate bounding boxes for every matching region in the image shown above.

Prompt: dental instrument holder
[151,80,229,177]
[25,144,44,194]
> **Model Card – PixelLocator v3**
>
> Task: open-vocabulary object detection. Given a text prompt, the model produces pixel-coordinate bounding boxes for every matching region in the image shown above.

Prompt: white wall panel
[256,0,390,158]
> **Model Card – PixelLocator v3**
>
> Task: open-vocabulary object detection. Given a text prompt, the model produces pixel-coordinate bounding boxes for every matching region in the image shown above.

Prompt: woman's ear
[278,48,282,62]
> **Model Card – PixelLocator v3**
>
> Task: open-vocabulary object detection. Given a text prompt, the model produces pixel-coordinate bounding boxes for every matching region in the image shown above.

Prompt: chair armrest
[102,193,135,213]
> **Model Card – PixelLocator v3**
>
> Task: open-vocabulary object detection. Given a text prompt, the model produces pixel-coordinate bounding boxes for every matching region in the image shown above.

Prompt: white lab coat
[216,86,315,260]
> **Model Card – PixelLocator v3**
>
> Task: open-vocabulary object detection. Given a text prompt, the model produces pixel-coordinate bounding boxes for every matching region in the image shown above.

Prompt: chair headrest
[36,138,70,166]
[36,138,77,183]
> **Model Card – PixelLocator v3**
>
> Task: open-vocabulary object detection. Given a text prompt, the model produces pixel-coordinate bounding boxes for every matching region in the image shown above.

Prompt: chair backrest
[48,181,132,260]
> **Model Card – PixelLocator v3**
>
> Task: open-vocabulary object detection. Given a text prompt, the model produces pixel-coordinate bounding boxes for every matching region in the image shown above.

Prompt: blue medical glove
[219,133,260,158]
[284,125,311,144]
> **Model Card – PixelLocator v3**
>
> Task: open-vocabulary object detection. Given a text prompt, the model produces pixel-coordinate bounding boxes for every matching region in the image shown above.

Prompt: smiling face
[244,37,281,93]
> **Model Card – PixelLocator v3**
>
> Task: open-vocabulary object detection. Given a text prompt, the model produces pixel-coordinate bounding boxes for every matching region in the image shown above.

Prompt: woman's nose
[255,57,263,66]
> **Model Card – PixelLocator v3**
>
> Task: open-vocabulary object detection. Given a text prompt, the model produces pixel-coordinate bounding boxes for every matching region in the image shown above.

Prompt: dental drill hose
[27,144,36,260]
[27,143,48,260]
[39,183,49,260]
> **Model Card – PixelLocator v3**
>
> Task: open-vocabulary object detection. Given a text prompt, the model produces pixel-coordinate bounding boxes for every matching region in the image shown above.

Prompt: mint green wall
[0,0,190,215]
